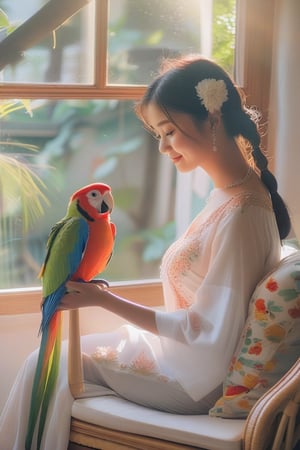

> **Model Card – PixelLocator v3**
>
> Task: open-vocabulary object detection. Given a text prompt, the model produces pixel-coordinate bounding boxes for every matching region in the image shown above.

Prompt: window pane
[0,0,236,87]
[0,0,236,289]
[107,0,236,85]
[0,0,95,84]
[0,99,175,288]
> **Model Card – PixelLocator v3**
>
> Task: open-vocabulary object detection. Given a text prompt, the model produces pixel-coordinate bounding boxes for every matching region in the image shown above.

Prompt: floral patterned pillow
[209,251,300,419]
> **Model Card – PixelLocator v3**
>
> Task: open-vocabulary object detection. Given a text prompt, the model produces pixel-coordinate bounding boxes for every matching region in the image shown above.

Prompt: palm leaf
[0,99,32,118]
[0,99,46,230]
[0,153,48,230]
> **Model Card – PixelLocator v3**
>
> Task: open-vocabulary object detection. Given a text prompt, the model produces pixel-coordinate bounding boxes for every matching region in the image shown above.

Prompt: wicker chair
[67,357,299,450]
[243,358,300,450]
[67,264,300,450]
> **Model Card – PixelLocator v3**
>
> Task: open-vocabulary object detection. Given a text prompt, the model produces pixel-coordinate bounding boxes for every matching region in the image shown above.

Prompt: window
[0,0,274,291]
[0,0,236,97]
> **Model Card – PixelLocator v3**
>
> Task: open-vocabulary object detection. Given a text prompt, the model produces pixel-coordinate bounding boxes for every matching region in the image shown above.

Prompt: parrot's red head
[70,183,114,221]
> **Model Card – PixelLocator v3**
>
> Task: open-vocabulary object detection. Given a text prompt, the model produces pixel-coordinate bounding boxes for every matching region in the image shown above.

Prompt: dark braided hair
[222,91,291,240]
[135,55,291,239]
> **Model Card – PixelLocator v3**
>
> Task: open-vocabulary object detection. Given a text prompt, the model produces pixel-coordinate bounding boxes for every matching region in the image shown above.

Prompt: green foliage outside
[0,0,236,287]
[212,0,236,73]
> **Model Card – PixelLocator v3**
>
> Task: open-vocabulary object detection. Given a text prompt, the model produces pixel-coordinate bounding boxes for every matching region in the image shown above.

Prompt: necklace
[223,165,252,189]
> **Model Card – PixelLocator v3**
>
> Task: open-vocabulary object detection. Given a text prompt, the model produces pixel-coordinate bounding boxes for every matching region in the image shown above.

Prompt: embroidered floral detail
[91,346,119,363]
[266,277,278,292]
[195,78,228,113]
[209,252,300,419]
[204,191,273,232]
[225,385,248,396]
[243,373,260,389]
[264,323,286,342]
[163,237,200,309]
[129,351,157,375]
[162,191,273,312]
[248,341,263,355]
[254,299,269,321]
[278,287,299,302]
[92,347,171,382]
[288,300,300,318]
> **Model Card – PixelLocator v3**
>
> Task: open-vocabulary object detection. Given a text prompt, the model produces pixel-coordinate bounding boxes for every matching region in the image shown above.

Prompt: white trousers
[0,328,222,450]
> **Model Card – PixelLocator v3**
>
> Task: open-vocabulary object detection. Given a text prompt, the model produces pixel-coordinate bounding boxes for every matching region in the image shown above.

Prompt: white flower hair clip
[195,78,228,113]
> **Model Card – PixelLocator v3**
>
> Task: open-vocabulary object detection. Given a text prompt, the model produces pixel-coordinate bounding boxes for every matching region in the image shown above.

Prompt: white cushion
[72,395,245,450]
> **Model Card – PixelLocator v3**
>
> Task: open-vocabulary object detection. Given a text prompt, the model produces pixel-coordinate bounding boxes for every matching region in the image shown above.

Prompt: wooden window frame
[0,280,163,315]
[0,0,276,305]
[0,0,275,106]
[0,0,145,100]
[241,0,275,156]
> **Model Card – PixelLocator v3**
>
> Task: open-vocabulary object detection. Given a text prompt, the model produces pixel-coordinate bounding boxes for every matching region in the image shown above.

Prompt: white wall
[0,308,127,413]
[0,313,42,413]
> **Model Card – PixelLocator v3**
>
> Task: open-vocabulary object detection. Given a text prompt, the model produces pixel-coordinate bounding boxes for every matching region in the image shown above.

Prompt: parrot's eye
[91,191,97,197]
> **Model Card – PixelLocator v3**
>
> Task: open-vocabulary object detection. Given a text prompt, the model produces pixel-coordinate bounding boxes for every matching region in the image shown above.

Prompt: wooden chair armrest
[68,280,163,397]
[243,358,300,450]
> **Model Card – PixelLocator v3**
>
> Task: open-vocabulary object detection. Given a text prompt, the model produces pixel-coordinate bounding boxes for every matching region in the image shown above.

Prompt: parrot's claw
[90,278,110,288]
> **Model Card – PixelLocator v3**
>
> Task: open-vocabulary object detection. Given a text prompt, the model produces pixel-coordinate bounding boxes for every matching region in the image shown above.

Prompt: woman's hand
[58,280,158,334]
[58,280,108,310]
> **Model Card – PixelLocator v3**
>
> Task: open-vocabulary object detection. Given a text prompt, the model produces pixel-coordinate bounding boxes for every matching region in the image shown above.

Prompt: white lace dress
[0,189,281,450]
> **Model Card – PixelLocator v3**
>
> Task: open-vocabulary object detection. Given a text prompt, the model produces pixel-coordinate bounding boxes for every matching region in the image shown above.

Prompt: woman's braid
[224,107,291,239]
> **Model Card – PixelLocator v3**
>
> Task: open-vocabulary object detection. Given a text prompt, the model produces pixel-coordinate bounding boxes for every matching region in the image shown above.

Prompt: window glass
[0,0,236,289]
[0,0,95,84]
[107,0,202,85]
[107,0,236,85]
[0,99,174,288]
[0,0,236,86]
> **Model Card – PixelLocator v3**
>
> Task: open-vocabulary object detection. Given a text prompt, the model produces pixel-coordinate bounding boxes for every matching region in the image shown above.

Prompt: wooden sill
[0,280,163,316]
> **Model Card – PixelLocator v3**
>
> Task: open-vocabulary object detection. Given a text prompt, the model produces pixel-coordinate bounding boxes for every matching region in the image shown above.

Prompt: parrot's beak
[100,191,114,214]
[100,201,109,213]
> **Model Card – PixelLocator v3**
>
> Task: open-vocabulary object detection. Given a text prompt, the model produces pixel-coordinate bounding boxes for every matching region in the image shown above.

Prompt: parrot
[25,183,116,450]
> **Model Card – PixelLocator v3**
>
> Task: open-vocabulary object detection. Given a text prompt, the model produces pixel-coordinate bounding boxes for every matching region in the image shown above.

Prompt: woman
[0,55,291,450]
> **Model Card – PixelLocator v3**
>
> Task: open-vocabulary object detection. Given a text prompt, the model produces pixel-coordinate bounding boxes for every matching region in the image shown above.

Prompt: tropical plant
[0,102,48,232]
[0,9,47,230]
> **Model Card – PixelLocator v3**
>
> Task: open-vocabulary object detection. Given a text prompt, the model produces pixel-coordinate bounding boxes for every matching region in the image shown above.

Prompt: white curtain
[268,0,300,242]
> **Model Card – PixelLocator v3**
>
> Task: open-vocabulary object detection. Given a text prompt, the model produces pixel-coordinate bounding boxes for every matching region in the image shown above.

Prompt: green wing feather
[26,217,88,450]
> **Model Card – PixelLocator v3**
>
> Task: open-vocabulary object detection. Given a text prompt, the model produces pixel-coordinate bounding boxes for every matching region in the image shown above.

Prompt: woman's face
[143,102,213,173]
